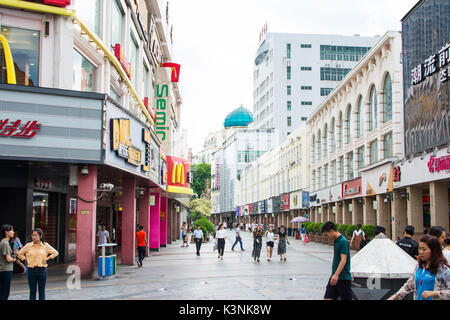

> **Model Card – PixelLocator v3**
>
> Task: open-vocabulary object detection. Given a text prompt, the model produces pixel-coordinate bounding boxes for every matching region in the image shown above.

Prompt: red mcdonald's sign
[162,63,181,82]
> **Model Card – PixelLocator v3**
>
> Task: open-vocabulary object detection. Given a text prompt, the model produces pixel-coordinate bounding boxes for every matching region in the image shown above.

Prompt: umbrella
[290,216,309,223]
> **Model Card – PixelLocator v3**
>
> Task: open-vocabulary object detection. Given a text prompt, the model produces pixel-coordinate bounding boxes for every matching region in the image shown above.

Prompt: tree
[191,163,211,198]
[189,198,212,217]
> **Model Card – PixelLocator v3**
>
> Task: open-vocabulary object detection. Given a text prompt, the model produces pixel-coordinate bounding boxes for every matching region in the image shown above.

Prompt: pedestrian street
[8,229,352,300]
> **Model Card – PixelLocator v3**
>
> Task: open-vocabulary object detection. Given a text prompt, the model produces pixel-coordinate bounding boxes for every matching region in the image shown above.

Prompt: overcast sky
[170,0,419,154]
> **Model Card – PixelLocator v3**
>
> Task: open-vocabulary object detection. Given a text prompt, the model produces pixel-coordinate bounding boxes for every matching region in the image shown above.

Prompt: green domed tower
[223,105,253,128]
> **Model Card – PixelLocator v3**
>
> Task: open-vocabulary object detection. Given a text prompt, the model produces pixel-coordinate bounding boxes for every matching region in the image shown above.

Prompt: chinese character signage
[0,119,41,138]
[427,155,450,173]
[342,178,362,198]
[114,44,132,79]
[110,118,142,167]
[403,5,450,157]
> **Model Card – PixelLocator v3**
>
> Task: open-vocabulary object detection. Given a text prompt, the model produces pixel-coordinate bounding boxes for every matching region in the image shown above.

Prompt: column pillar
[320,206,325,223]
[407,186,424,242]
[352,198,363,225]
[377,194,392,239]
[336,202,343,224]
[430,181,449,230]
[314,207,319,223]
[176,207,181,240]
[392,191,407,241]
[343,200,352,225]
[167,200,172,244]
[150,192,160,251]
[363,196,377,226]
[138,188,151,256]
[75,165,97,278]
[160,196,168,247]
[121,177,136,265]
[329,204,336,223]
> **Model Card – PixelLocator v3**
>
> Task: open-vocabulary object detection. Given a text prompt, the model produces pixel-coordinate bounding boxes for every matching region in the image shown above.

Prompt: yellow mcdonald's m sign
[0,35,16,84]
[171,162,185,185]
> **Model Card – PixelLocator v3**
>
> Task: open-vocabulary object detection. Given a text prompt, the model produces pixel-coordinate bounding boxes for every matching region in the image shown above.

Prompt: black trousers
[0,271,12,300]
[27,267,47,300]
[195,238,202,254]
[137,246,146,264]
[217,238,225,256]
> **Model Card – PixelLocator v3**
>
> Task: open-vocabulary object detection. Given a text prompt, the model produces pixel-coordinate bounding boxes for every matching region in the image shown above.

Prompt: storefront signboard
[342,177,362,198]
[114,44,132,79]
[302,191,310,208]
[283,193,290,211]
[166,155,193,195]
[0,85,103,162]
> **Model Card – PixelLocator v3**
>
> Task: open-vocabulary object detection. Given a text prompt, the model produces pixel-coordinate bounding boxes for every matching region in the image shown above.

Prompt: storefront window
[111,0,124,48]
[357,146,365,176]
[32,192,48,230]
[347,151,354,180]
[346,104,352,143]
[73,49,96,92]
[0,26,40,86]
[369,85,378,131]
[74,0,101,36]
[357,95,364,138]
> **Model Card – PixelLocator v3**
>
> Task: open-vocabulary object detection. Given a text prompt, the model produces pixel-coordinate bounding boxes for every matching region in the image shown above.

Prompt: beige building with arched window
[307,31,405,240]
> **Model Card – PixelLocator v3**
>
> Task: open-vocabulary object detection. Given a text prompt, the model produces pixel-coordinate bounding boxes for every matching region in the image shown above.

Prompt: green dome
[224,106,253,128]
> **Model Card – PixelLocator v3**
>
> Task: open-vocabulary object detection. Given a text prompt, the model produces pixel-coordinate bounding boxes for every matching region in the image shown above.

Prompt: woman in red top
[136,226,147,268]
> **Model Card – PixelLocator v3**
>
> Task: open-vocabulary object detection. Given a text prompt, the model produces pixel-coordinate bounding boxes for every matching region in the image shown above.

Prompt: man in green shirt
[321,221,353,300]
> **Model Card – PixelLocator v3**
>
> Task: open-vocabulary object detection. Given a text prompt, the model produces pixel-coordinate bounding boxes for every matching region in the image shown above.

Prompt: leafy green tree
[189,198,212,217]
[191,163,211,198]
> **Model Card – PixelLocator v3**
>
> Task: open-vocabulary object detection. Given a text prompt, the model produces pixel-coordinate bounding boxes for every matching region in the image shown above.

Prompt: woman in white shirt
[265,226,275,262]
[215,224,227,260]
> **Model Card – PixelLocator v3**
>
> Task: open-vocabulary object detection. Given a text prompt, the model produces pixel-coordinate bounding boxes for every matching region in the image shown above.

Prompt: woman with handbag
[215,224,227,260]
[350,224,366,252]
[252,225,263,263]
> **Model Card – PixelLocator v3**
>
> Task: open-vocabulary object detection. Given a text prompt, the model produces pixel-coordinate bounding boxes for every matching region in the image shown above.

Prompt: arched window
[331,118,336,153]
[369,85,377,131]
[312,134,316,162]
[318,130,322,160]
[323,124,328,157]
[346,104,352,143]
[357,95,364,138]
[383,73,392,122]
[338,112,343,149]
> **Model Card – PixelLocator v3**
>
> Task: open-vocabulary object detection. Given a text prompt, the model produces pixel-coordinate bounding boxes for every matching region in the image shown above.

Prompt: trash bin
[98,255,116,276]
[98,243,117,279]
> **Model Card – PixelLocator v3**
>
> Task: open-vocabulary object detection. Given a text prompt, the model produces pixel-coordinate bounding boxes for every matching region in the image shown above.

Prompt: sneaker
[267,259,270,262]
[241,249,245,251]
[284,258,287,262]
[232,248,234,251]
[257,259,260,263]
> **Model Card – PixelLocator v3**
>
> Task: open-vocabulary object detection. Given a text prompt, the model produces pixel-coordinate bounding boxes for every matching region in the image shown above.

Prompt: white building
[307,31,404,240]
[253,32,380,142]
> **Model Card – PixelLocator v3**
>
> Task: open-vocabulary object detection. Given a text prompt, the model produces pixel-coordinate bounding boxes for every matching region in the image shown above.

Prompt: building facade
[235,124,310,235]
[307,31,404,240]
[0,0,192,277]
[252,31,379,142]
[398,0,450,235]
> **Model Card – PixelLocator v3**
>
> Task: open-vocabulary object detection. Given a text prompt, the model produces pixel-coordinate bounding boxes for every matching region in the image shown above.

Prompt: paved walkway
[9,230,355,300]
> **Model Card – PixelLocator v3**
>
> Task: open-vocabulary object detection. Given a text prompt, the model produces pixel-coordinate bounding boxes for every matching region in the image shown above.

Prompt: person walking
[0,224,17,300]
[136,226,147,268]
[252,225,263,263]
[17,229,58,300]
[96,224,110,256]
[429,226,447,248]
[215,223,227,260]
[277,225,290,262]
[388,234,450,300]
[265,226,275,262]
[396,225,419,259]
[321,222,354,300]
[301,224,307,246]
[231,223,244,251]
[350,224,366,252]
[193,225,204,256]
[181,222,189,247]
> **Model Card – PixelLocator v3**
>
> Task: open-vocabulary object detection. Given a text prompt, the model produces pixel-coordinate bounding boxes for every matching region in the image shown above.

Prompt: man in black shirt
[396,225,418,259]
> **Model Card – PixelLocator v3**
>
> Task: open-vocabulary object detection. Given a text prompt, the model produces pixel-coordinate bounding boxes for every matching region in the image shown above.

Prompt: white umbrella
[290,216,309,223]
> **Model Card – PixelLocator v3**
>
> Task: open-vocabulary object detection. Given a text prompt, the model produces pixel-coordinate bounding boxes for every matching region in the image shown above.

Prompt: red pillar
[75,165,97,278]
[121,177,136,265]
[139,188,151,256]
[150,192,160,251]
[160,196,168,247]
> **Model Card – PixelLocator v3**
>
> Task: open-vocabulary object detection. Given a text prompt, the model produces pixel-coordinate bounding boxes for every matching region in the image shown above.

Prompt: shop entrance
[32,191,66,263]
